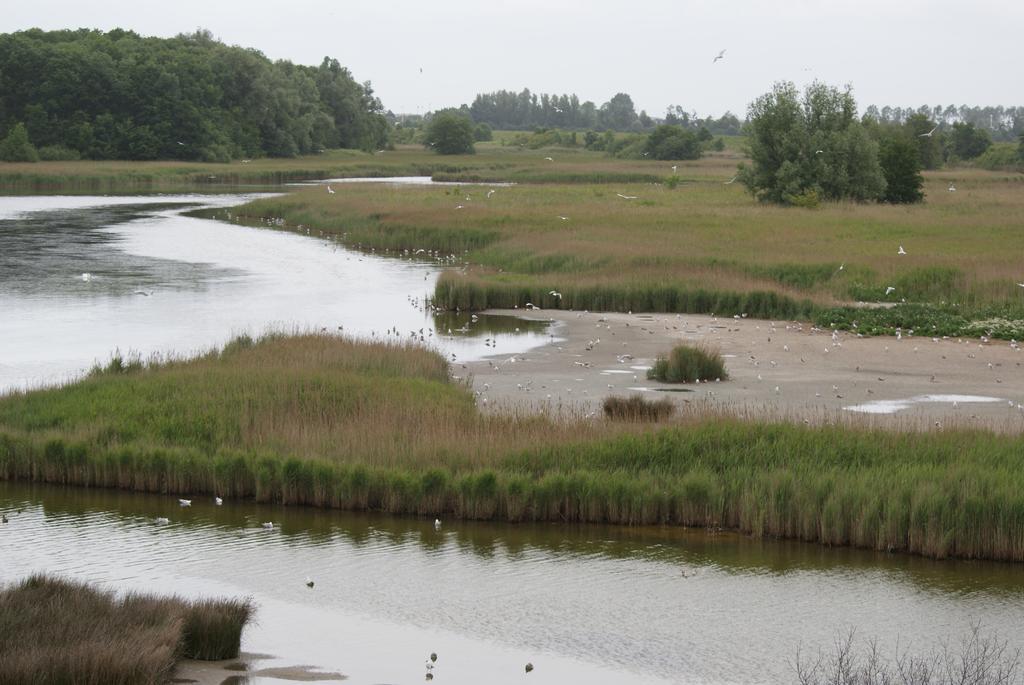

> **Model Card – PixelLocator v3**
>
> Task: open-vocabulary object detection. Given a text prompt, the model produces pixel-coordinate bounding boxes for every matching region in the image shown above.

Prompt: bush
[975,143,1021,171]
[648,343,727,383]
[948,121,991,160]
[37,145,81,161]
[0,122,39,162]
[644,124,702,160]
[473,123,493,142]
[602,394,674,421]
[424,111,475,155]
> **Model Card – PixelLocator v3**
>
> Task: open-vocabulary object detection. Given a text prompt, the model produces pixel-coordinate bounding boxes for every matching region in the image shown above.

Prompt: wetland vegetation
[3,334,1024,561]
[0,574,252,684]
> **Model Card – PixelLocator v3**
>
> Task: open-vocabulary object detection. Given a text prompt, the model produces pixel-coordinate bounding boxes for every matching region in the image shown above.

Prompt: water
[1,481,1022,684]
[0,193,553,393]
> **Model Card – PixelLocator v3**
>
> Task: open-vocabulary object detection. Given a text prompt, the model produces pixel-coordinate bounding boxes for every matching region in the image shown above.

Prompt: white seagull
[724,176,738,185]
[918,126,938,137]
[155,517,170,525]
[885,286,896,295]
[178,499,191,507]
[327,185,335,194]
[261,521,274,529]
[544,157,554,161]
[214,497,223,506]
[486,189,495,198]
[81,272,92,282]
[434,518,442,530]
[671,165,678,173]
[712,49,726,63]
[948,183,956,192]
[897,245,907,255]
[616,193,638,200]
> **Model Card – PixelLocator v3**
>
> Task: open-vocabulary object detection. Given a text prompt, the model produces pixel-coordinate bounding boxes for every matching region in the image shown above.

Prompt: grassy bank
[2,334,1024,561]
[230,166,1024,337]
[0,574,252,685]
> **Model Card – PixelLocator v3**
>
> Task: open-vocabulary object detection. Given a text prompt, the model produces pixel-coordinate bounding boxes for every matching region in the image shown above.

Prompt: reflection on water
[1,482,1021,685]
[0,194,553,394]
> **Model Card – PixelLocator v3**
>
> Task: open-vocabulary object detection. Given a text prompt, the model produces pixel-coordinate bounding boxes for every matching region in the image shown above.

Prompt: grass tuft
[647,344,728,383]
[602,395,675,422]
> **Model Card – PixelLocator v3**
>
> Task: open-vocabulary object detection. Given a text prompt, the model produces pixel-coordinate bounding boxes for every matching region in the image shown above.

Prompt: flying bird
[897,245,907,255]
[724,176,738,185]
[712,49,726,63]
[885,286,896,295]
[558,215,569,221]
[544,157,554,161]
[327,185,335,194]
[616,193,638,199]
[918,126,938,137]
[486,189,495,198]
[178,499,191,507]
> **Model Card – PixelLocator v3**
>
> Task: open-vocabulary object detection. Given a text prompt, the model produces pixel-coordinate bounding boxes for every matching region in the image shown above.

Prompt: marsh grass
[602,395,675,421]
[230,166,1024,335]
[3,335,1024,560]
[0,574,253,685]
[648,344,727,383]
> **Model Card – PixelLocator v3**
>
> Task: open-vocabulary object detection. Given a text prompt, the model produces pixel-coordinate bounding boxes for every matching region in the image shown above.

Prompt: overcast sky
[5,0,1021,117]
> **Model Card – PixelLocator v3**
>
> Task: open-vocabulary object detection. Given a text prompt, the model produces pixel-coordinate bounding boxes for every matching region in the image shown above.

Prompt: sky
[4,0,1021,118]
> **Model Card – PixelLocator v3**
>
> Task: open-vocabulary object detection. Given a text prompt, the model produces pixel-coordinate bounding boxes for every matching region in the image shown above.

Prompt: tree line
[0,28,389,162]
[464,89,742,135]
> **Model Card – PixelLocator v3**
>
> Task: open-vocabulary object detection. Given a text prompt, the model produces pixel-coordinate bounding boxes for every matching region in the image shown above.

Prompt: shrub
[424,111,475,155]
[0,122,39,162]
[37,145,81,161]
[602,394,674,421]
[648,343,727,383]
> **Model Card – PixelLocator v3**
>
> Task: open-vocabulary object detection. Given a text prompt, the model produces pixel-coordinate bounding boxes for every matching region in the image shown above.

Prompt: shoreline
[466,308,1024,430]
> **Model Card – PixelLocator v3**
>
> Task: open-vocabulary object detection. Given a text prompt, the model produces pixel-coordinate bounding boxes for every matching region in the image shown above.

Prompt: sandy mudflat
[462,309,1024,430]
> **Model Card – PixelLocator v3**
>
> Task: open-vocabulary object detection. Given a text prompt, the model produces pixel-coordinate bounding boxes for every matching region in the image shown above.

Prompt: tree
[1019,132,1024,162]
[877,130,924,203]
[738,81,885,205]
[599,93,638,131]
[904,113,943,169]
[424,111,475,154]
[948,122,991,160]
[0,122,39,162]
[644,125,701,160]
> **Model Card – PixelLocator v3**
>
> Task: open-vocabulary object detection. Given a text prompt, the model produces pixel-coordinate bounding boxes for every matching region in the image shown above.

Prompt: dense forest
[0,29,389,161]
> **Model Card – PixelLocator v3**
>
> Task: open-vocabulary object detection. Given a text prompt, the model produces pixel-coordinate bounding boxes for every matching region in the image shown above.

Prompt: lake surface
[2,481,1022,684]
[0,192,553,394]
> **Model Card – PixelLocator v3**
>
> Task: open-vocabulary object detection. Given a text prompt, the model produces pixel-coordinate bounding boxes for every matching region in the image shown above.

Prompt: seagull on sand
[712,49,726,63]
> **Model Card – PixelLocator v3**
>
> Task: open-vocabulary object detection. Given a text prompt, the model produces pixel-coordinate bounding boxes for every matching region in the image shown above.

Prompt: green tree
[738,81,885,205]
[473,122,493,142]
[644,125,702,160]
[948,122,991,160]
[0,122,39,162]
[599,93,638,131]
[424,111,475,154]
[877,130,924,203]
[903,113,943,169]
[1019,132,1024,162]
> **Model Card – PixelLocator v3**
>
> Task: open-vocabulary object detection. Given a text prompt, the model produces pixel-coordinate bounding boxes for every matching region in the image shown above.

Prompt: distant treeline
[461,89,742,135]
[864,105,1023,142]
[457,89,1022,143]
[0,28,389,161]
